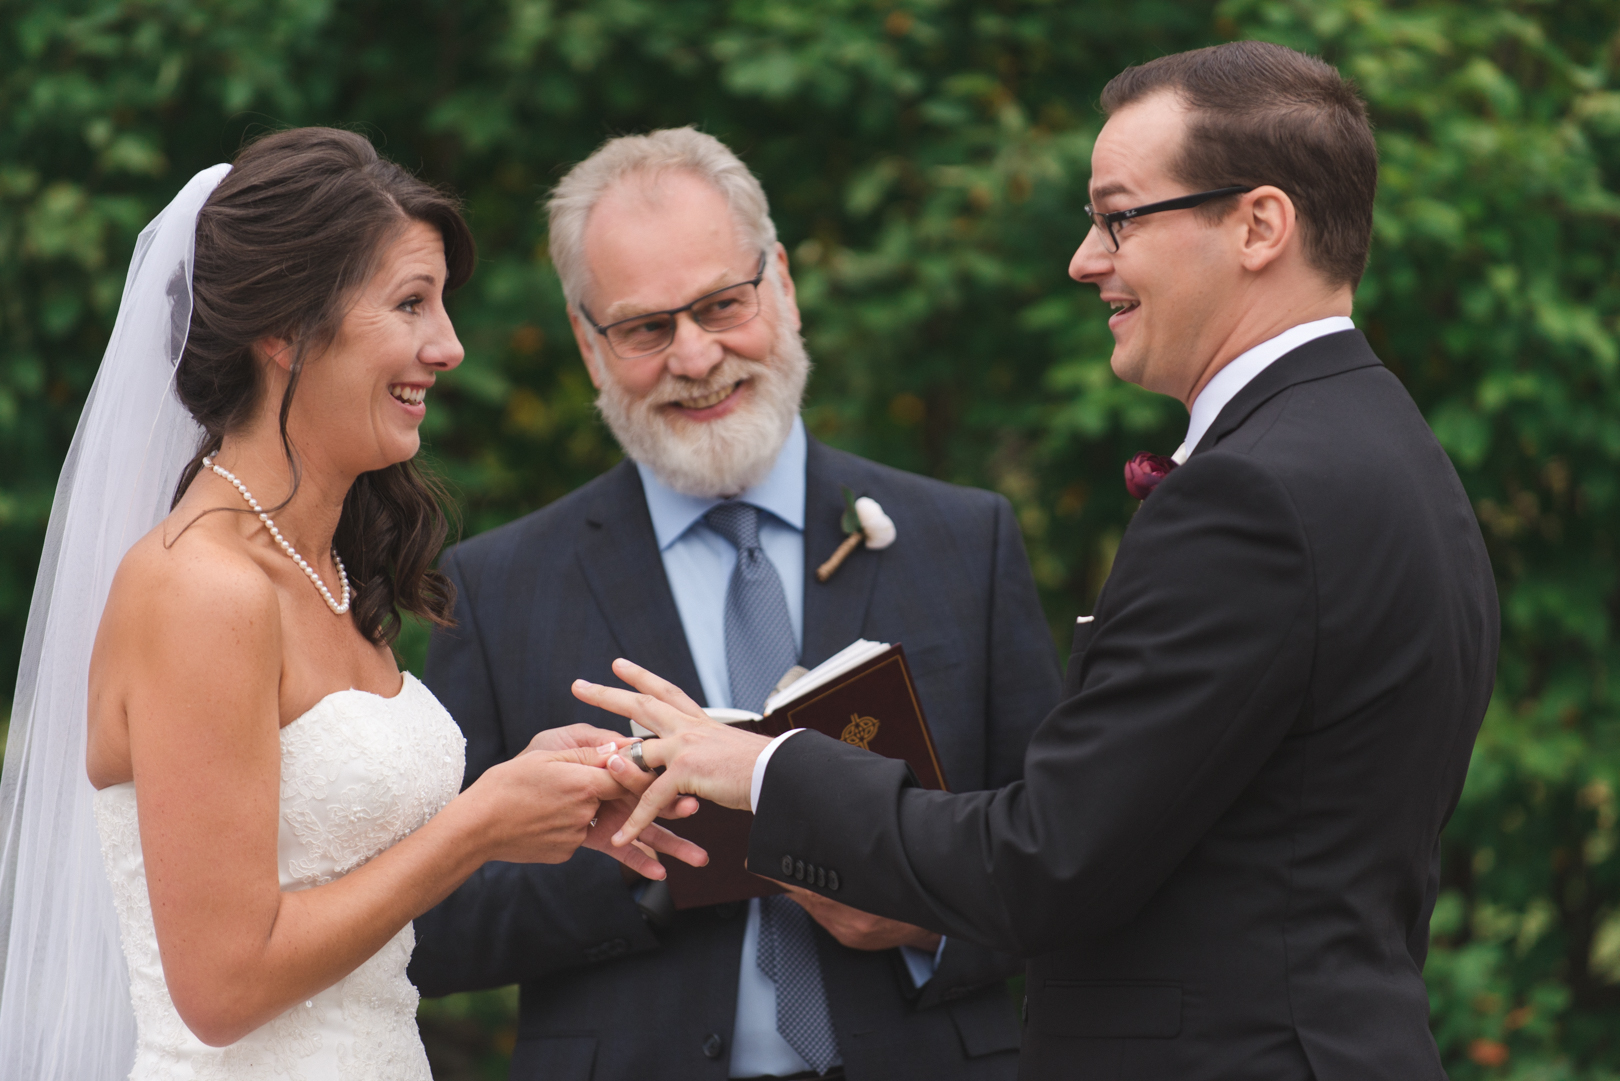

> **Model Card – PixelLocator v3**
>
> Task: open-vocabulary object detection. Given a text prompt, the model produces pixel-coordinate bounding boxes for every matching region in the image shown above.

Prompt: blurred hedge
[4,1,1619,1076]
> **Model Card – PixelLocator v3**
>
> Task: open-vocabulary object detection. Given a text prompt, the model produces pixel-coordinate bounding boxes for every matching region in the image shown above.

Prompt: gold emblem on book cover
[841,713,881,750]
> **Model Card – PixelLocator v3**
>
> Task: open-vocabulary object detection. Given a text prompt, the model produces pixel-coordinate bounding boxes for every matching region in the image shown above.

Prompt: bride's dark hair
[171,127,474,646]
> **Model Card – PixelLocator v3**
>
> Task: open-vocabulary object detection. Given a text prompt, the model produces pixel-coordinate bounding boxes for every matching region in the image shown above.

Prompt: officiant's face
[1069,92,1242,402]
[568,170,811,497]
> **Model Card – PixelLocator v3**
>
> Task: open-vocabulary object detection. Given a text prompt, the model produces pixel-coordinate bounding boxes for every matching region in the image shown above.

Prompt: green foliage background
[4,0,1619,1076]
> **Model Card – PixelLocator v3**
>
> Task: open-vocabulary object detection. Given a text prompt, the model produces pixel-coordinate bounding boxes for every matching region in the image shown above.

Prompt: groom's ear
[251,336,296,373]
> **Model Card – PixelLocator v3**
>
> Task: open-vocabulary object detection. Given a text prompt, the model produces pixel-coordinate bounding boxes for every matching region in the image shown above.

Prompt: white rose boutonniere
[816,488,897,582]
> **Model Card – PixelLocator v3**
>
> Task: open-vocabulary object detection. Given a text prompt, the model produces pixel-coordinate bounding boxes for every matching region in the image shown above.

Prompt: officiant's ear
[566,310,608,390]
[767,242,801,334]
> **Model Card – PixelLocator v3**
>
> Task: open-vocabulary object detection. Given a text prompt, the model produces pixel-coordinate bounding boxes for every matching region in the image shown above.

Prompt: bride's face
[288,220,464,474]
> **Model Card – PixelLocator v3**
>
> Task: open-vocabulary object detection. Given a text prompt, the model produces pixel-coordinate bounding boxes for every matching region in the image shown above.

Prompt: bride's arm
[112,547,624,1047]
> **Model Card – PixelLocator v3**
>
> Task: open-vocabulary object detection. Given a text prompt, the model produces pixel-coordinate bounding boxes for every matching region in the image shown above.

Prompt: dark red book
[653,641,948,910]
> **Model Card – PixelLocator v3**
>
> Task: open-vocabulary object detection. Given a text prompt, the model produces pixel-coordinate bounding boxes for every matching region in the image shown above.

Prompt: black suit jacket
[747,332,1499,1080]
[410,437,1062,1081]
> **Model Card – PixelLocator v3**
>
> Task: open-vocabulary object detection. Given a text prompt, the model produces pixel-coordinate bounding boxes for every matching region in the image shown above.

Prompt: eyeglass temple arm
[578,251,770,336]
[1107,186,1254,222]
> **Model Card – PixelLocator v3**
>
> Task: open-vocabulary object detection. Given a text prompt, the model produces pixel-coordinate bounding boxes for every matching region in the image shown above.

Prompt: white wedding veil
[0,163,230,1080]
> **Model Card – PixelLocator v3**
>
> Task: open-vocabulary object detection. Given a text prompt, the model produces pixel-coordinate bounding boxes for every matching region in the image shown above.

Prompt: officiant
[409,127,1061,1081]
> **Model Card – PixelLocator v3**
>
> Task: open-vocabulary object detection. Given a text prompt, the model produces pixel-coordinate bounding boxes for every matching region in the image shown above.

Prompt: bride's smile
[278,219,463,478]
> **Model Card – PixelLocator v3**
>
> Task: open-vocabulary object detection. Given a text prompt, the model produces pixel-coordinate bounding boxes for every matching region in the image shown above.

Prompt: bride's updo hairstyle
[172,127,474,646]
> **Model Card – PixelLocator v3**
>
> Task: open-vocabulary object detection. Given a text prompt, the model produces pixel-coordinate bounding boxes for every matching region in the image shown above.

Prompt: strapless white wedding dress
[94,673,465,1080]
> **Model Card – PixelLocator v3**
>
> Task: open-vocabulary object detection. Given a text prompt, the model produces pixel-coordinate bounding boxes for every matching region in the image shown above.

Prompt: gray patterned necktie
[702,502,841,1074]
[756,895,841,1074]
[703,502,799,715]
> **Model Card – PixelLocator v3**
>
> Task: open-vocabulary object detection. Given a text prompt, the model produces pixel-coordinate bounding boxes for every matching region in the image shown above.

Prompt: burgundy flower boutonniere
[1124,452,1178,500]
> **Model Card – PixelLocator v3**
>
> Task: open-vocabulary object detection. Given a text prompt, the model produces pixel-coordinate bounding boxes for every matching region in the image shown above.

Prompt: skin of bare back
[85,221,703,1048]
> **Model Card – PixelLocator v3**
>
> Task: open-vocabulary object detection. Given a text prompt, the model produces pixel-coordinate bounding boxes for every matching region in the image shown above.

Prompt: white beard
[595,316,811,498]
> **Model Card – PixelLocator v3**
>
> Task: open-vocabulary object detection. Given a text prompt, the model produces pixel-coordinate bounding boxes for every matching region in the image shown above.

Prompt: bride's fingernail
[597,741,617,754]
[608,755,626,772]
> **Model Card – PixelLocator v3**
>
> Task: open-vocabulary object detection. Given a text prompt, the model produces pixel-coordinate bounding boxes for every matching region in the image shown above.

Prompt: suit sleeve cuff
[750,729,805,813]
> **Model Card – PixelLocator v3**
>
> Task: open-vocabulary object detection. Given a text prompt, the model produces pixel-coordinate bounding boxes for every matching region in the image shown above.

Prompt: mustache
[647,359,760,407]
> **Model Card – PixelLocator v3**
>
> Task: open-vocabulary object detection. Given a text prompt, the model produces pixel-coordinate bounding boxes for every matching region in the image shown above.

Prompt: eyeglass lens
[1084,206,1119,252]
[605,282,762,358]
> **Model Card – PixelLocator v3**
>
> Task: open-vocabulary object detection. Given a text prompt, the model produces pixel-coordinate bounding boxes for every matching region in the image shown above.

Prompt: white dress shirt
[1172,316,1355,464]
[637,416,938,1077]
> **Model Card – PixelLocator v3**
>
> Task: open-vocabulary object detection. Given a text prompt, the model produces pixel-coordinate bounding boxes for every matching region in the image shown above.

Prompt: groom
[587,42,1501,1080]
[410,127,1061,1080]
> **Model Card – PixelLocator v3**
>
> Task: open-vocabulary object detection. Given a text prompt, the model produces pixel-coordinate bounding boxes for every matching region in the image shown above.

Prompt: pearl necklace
[202,454,351,615]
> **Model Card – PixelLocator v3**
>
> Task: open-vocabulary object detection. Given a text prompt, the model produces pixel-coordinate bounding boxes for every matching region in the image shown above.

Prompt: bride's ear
[251,336,295,372]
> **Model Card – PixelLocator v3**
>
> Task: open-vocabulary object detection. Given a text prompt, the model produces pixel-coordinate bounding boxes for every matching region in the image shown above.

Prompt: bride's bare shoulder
[104,509,279,639]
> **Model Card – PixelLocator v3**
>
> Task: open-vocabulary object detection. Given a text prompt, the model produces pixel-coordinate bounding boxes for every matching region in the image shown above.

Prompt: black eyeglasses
[580,254,769,360]
[1083,186,1254,252]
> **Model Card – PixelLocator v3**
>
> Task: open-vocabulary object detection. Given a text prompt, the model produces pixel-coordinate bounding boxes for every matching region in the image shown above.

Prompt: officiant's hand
[780,884,942,953]
[572,658,770,848]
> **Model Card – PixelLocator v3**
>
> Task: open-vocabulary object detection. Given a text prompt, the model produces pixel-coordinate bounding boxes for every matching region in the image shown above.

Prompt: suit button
[828,870,840,891]
[795,859,805,881]
[702,1033,724,1059]
[816,866,826,889]
[781,855,794,876]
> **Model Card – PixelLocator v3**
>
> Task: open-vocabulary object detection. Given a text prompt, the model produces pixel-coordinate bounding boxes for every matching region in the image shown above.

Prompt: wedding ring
[628,740,663,775]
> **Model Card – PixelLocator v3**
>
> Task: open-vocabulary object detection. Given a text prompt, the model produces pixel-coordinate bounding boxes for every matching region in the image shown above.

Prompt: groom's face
[1069,92,1244,404]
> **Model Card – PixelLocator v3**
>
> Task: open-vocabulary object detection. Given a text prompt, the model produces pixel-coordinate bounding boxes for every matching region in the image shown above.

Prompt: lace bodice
[94,673,465,1081]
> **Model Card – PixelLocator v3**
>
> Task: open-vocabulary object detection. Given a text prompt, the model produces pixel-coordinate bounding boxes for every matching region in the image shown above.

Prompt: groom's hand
[572,658,770,848]
[521,724,704,825]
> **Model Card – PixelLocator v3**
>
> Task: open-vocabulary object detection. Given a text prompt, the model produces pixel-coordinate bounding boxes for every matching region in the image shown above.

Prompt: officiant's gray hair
[547,127,780,313]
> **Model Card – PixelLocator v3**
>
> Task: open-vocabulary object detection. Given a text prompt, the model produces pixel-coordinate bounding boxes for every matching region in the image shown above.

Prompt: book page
[764,638,890,715]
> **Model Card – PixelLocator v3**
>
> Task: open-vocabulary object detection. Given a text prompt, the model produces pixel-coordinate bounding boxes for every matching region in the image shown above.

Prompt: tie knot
[705,501,762,552]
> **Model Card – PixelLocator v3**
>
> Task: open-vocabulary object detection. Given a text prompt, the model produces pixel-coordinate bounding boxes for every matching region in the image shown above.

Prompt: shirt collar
[1173,316,1355,464]
[637,415,807,551]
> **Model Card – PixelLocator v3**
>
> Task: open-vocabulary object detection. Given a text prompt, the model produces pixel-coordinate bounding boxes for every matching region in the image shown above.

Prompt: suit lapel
[573,461,707,705]
[1195,329,1384,456]
[801,438,883,669]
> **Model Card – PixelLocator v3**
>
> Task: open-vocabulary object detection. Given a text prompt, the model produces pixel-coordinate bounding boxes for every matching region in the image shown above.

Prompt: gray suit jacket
[410,437,1062,1081]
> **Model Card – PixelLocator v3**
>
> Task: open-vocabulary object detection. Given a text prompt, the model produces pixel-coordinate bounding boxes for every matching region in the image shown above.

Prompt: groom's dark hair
[1101,41,1378,288]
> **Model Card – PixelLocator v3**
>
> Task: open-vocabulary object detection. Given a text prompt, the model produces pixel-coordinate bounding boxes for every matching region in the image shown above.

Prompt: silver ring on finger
[628,739,663,775]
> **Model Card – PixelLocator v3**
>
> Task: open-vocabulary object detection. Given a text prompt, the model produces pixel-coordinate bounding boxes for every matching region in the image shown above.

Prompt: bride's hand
[461,745,708,879]
[461,747,628,865]
[519,725,704,825]
[519,723,629,756]
[580,744,707,878]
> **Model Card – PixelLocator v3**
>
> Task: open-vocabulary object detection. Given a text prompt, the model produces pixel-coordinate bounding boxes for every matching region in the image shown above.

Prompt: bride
[0,128,702,1080]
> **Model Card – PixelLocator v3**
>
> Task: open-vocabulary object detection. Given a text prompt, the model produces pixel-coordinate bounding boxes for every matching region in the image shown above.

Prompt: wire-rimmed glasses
[580,253,769,359]
[1084,186,1255,252]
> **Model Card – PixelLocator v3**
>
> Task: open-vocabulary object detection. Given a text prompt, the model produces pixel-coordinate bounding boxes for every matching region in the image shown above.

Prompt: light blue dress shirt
[636,416,937,1077]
